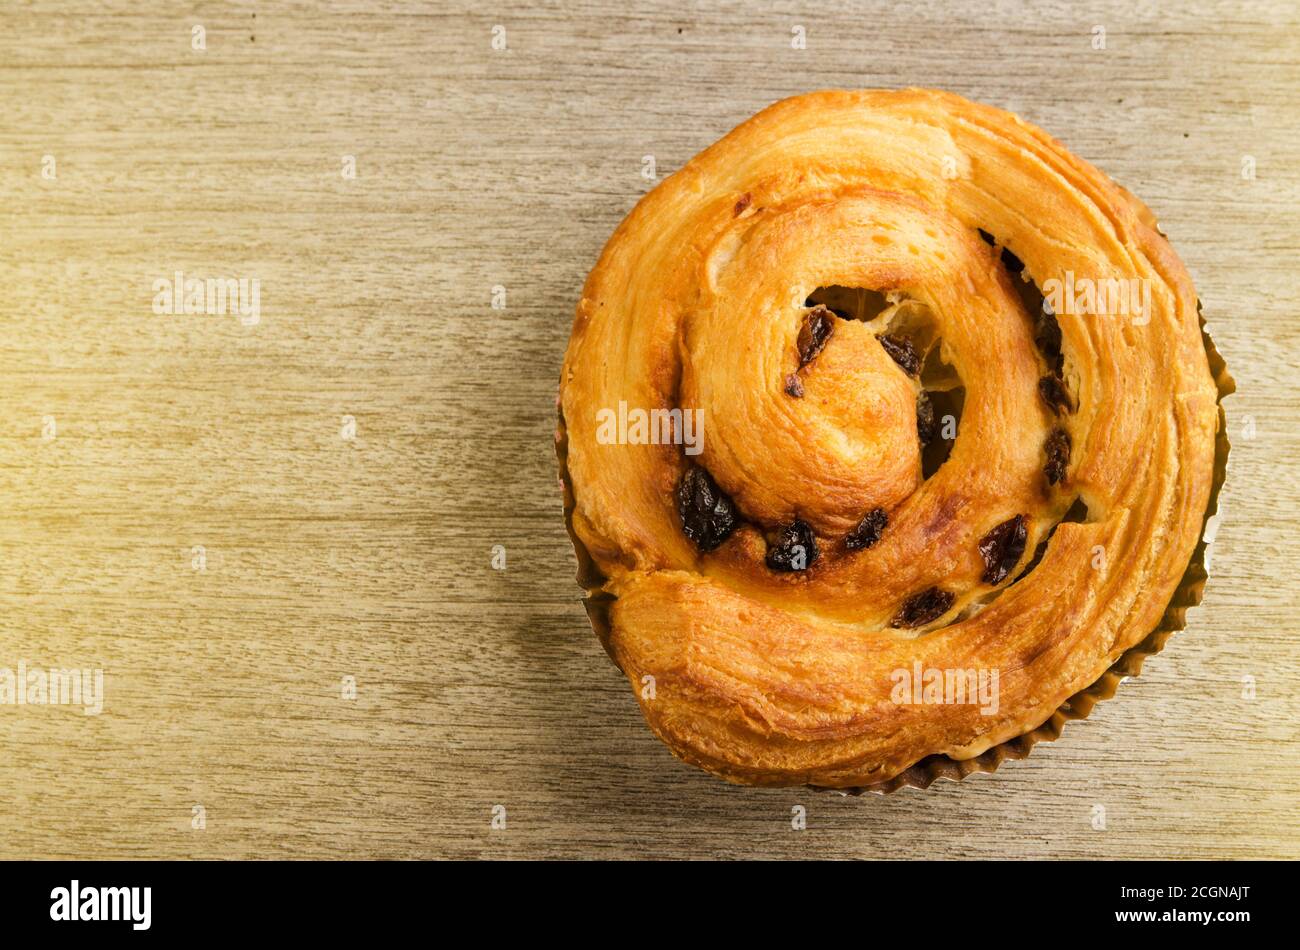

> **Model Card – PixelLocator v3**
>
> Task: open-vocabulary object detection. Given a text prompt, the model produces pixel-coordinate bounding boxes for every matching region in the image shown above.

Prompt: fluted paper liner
[555,305,1233,794]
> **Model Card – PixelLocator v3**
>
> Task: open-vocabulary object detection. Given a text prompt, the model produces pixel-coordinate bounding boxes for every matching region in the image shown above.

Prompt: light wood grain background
[0,0,1296,860]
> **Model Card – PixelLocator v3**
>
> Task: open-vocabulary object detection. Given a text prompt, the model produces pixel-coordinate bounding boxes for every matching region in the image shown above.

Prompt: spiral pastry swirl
[559,89,1223,788]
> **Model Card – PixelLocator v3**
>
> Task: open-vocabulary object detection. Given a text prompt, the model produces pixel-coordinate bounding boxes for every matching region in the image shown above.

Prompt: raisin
[1035,305,1064,375]
[1000,246,1025,274]
[916,391,936,446]
[1044,427,1071,485]
[676,465,737,552]
[784,373,804,398]
[891,587,955,628]
[878,334,921,376]
[733,192,752,216]
[766,519,818,572]
[846,508,888,551]
[978,514,1028,585]
[1038,374,1073,415]
[797,307,834,366]
[977,228,996,245]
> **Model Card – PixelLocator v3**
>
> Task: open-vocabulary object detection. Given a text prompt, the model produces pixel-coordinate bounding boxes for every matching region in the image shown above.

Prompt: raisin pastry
[557,89,1229,790]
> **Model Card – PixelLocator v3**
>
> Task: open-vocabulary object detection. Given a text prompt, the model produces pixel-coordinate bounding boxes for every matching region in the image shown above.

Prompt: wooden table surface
[0,0,1296,860]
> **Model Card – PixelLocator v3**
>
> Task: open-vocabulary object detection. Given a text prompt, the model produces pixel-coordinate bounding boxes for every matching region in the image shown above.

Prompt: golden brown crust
[559,89,1220,788]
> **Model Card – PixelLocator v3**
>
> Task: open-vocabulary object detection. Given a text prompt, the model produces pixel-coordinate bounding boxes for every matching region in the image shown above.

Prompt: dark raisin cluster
[846,508,888,551]
[879,334,920,376]
[1043,428,1071,486]
[766,519,819,572]
[978,514,1028,585]
[797,307,834,366]
[892,587,955,628]
[676,465,737,552]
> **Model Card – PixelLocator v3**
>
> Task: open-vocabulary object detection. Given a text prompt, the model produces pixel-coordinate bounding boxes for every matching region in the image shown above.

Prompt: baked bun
[558,89,1227,789]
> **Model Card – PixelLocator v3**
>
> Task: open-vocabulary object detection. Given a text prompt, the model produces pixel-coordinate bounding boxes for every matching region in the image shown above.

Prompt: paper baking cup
[555,307,1233,794]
